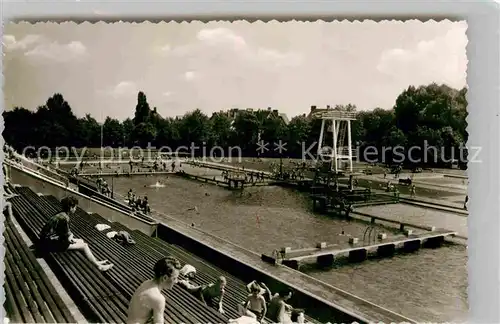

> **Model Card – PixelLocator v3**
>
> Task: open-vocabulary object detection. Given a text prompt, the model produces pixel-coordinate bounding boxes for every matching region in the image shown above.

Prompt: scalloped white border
[1,1,499,323]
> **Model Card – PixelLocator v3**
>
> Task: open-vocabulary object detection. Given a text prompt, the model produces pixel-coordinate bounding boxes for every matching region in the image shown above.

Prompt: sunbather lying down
[177,274,226,314]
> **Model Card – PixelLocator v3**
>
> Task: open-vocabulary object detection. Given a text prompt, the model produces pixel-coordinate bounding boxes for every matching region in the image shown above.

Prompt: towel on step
[112,231,136,245]
[95,224,111,231]
[106,231,118,239]
[228,316,259,324]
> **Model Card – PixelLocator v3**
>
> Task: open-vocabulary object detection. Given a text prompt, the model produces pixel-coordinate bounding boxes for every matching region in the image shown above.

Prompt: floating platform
[280,229,457,270]
[175,171,275,190]
[310,191,399,215]
[79,171,174,177]
[273,179,314,192]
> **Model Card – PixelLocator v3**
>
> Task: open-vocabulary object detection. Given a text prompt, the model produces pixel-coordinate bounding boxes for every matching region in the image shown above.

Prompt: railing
[319,148,358,158]
[5,156,68,187]
[312,110,357,120]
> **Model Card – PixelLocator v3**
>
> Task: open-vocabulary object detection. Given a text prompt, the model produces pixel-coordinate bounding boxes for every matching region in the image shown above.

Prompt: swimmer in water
[127,257,181,324]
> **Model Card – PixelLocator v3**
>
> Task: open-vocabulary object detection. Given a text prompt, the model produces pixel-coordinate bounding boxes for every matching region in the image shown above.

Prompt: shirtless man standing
[127,256,181,324]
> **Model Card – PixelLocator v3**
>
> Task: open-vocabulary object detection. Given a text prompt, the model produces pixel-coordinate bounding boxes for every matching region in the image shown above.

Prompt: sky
[3,20,467,122]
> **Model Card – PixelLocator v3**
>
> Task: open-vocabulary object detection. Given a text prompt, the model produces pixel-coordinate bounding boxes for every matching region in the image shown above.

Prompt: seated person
[246,280,272,303]
[290,309,306,324]
[127,256,181,324]
[3,200,14,220]
[142,202,151,214]
[243,283,267,322]
[38,196,113,272]
[266,290,293,323]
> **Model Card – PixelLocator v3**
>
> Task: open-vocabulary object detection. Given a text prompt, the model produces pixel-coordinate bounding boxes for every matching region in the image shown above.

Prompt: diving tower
[311,108,357,173]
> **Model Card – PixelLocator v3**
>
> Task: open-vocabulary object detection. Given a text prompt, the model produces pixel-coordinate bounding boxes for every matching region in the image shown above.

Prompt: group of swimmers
[96,177,112,196]
[127,189,151,214]
[221,170,266,183]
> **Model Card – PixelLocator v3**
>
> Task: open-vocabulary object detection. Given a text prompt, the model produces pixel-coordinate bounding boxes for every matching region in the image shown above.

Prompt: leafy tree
[210,112,233,148]
[76,114,101,148]
[3,107,36,150]
[134,91,151,126]
[133,122,157,147]
[286,115,311,158]
[261,113,287,155]
[179,109,211,149]
[232,111,260,155]
[122,118,135,147]
[2,83,468,167]
[103,117,123,147]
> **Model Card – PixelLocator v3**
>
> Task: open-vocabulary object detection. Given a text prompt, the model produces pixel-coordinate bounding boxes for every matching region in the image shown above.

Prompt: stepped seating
[10,185,322,323]
[13,187,324,323]
[42,195,231,324]
[4,218,76,323]
[9,188,130,323]
[107,223,320,324]
[12,186,228,324]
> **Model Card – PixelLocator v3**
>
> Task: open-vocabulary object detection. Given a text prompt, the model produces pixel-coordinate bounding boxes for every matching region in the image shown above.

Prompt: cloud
[160,44,171,52]
[25,41,88,62]
[4,34,87,63]
[109,81,138,98]
[184,71,196,81]
[162,91,173,97]
[376,24,467,88]
[3,34,42,51]
[255,48,303,67]
[197,27,247,51]
[162,27,302,69]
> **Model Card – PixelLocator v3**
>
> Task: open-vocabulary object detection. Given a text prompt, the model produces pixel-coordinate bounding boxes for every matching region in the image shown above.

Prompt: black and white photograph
[3,20,468,323]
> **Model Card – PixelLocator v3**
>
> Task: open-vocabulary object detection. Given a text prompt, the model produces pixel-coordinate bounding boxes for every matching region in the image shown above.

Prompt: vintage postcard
[3,20,468,323]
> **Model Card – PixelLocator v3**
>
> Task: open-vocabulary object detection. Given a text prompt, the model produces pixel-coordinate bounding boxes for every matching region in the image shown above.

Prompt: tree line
[3,83,468,167]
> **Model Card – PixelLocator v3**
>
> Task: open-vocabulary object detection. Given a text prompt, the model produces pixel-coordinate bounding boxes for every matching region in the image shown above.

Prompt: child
[244,283,267,322]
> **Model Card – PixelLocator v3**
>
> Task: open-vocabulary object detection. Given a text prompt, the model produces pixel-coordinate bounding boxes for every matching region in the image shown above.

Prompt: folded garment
[180,264,196,277]
[95,224,111,231]
[106,231,118,239]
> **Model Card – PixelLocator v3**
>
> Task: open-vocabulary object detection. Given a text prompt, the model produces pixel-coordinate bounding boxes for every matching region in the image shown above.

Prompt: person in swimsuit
[243,283,267,322]
[127,256,181,324]
[246,280,272,303]
[290,309,306,324]
[200,276,226,313]
[266,290,293,323]
[38,196,113,272]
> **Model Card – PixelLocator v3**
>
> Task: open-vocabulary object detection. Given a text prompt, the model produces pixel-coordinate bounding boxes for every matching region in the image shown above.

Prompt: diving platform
[175,171,275,190]
[280,229,457,270]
